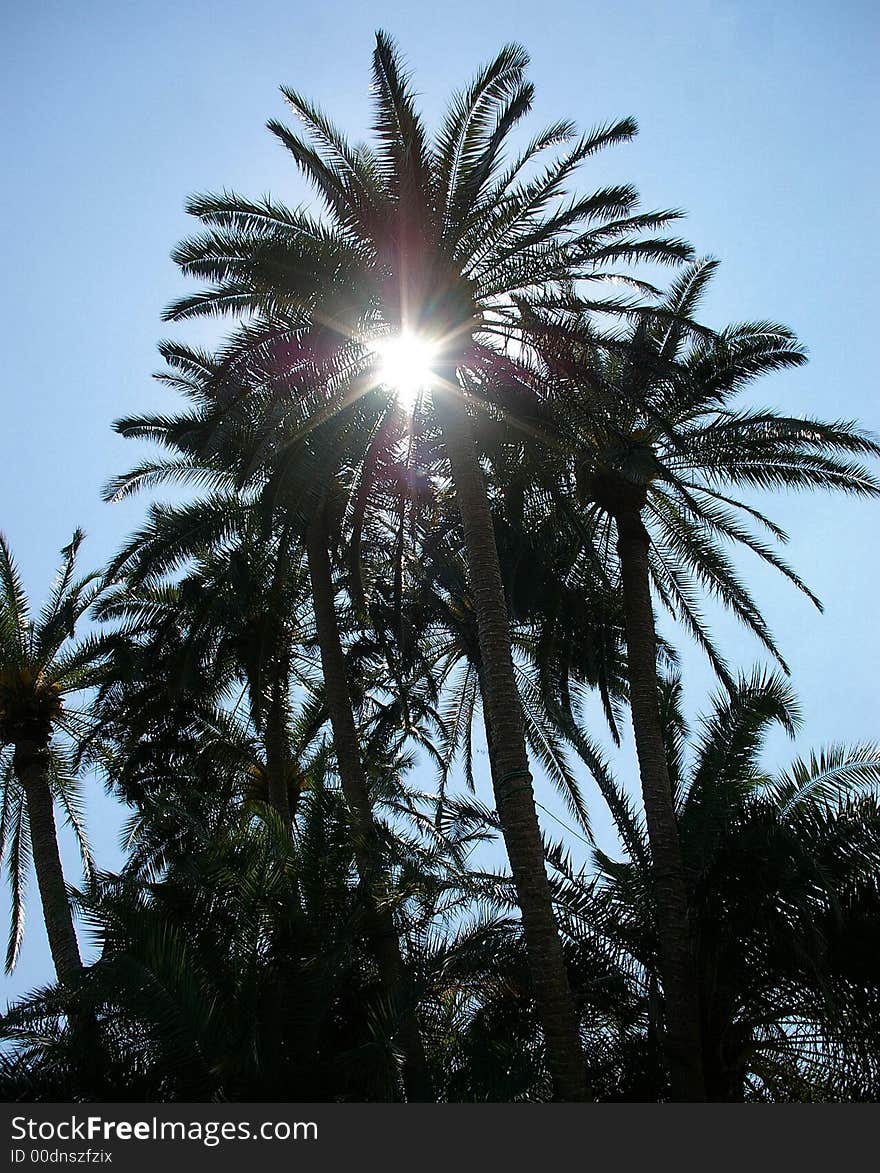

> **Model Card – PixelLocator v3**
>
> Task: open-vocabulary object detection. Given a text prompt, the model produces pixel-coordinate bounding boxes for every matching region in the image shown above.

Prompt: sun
[372,332,438,408]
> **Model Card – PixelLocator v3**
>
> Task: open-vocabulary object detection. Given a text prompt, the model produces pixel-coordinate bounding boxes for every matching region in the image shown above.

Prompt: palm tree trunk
[437,393,589,1102]
[264,673,294,831]
[13,740,83,985]
[614,507,706,1102]
[305,510,433,1103]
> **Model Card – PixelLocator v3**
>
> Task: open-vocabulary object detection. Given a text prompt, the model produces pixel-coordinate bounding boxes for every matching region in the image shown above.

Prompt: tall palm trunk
[13,741,83,985]
[305,510,433,1103]
[437,393,589,1102]
[613,503,706,1102]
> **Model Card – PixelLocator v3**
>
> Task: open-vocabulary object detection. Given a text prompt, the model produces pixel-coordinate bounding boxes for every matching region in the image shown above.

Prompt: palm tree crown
[0,530,106,977]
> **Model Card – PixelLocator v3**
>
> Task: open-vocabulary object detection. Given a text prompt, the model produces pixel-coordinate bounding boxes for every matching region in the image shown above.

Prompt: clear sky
[2,0,878,1004]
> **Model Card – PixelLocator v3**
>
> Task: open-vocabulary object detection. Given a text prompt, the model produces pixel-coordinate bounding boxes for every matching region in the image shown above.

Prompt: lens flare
[372,332,438,408]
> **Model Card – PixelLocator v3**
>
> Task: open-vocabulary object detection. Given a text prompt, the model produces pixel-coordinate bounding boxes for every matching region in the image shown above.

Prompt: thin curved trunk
[614,508,706,1102]
[438,393,589,1103]
[305,511,433,1103]
[13,741,83,985]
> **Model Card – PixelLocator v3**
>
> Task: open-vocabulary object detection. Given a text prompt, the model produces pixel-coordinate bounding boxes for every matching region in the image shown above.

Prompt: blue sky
[2,0,878,1004]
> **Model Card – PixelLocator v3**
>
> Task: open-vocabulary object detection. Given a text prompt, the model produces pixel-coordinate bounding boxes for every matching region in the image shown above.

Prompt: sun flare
[372,332,438,408]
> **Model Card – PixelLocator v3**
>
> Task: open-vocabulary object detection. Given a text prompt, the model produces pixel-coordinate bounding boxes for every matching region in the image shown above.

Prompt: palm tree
[155,35,693,1097]
[592,671,880,1100]
[96,500,316,830]
[107,379,445,1097]
[106,396,436,1100]
[520,258,880,1097]
[0,530,105,984]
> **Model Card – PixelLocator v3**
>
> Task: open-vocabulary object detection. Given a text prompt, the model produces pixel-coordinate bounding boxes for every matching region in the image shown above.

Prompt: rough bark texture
[305,512,433,1103]
[614,508,707,1102]
[14,740,83,985]
[438,393,589,1102]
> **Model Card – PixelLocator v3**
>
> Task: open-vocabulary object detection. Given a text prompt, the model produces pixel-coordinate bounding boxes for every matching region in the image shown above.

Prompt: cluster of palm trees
[2,34,880,1102]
